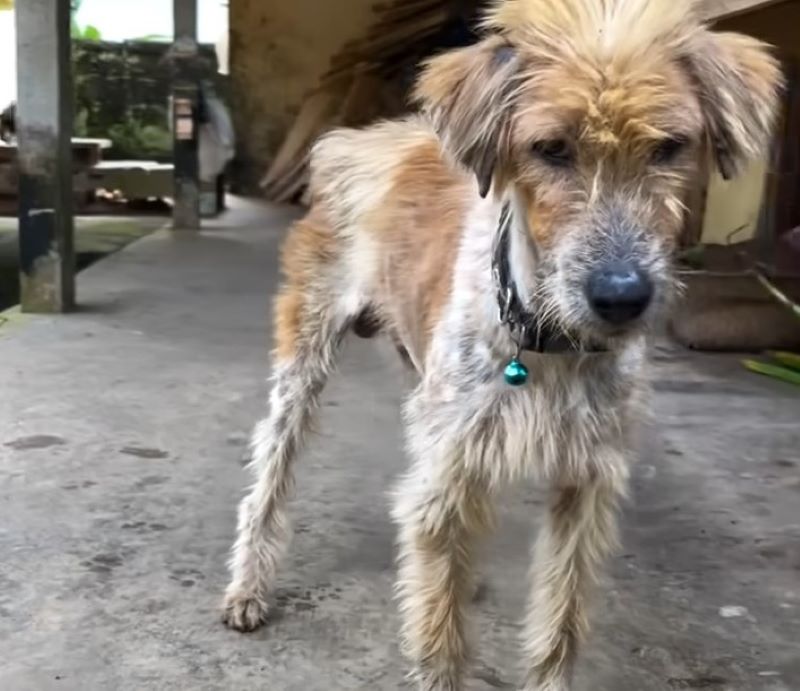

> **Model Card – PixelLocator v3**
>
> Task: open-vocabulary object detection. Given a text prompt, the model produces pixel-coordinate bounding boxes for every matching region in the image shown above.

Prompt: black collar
[491,203,606,354]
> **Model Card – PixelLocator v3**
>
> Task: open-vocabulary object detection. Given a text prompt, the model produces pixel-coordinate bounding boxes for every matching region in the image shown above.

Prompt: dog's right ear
[682,30,783,180]
[414,36,519,198]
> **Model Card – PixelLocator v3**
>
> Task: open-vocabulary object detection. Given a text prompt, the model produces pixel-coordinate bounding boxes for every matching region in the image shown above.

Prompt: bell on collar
[504,358,529,386]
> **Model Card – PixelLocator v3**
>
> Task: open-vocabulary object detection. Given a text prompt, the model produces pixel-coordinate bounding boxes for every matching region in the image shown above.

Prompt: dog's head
[415,0,782,343]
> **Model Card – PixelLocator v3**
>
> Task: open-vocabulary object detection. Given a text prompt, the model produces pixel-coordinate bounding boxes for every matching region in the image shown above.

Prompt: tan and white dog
[222,1,781,688]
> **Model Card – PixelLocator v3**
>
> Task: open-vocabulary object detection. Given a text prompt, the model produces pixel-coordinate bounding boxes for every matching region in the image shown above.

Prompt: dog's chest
[419,346,636,484]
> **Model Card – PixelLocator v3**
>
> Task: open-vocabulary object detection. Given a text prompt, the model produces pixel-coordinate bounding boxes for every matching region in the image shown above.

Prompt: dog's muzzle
[585,260,653,326]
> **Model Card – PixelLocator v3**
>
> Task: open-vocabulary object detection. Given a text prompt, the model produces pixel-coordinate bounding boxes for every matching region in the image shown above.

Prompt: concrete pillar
[172,0,200,230]
[15,0,75,312]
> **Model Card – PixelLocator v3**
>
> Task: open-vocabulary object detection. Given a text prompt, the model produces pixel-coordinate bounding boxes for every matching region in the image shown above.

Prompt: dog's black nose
[586,261,652,325]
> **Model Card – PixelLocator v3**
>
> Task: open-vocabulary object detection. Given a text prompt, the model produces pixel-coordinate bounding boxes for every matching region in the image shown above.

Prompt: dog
[222,0,781,688]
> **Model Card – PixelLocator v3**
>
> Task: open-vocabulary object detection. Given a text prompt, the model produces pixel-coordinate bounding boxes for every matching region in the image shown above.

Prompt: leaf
[82,25,102,41]
[743,359,800,387]
[677,245,705,269]
[767,351,800,373]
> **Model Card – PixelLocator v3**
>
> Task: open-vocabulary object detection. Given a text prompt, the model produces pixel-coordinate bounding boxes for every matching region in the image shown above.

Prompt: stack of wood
[261,0,477,204]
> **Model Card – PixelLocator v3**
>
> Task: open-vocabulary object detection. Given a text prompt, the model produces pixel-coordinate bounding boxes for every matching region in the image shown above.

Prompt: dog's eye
[532,139,574,167]
[652,137,688,165]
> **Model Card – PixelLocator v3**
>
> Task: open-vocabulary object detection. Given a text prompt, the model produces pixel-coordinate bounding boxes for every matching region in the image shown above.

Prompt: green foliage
[743,358,800,388]
[72,40,221,161]
[107,121,172,160]
[74,108,89,137]
[70,0,102,41]
[676,245,705,270]
[79,25,102,41]
[767,351,800,372]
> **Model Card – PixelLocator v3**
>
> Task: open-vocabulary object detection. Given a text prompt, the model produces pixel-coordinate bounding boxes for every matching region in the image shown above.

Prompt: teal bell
[504,358,529,386]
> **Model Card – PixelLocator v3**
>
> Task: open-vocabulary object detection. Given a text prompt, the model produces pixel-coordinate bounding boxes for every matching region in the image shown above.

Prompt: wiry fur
[222,1,781,689]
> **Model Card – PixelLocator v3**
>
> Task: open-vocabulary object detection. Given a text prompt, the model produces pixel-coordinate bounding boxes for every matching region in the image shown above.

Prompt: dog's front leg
[521,478,625,691]
[392,449,494,691]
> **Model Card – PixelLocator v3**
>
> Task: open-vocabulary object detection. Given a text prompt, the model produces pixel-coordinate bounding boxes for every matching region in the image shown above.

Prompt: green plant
[743,357,800,387]
[741,271,800,389]
[73,107,89,137]
[70,0,102,41]
[107,120,172,159]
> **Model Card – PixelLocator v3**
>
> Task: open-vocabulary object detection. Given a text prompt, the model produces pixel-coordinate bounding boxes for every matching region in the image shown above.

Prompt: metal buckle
[499,286,513,324]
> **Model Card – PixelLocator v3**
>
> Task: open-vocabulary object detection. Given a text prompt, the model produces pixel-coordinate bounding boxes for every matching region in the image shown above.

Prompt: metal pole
[172,0,200,229]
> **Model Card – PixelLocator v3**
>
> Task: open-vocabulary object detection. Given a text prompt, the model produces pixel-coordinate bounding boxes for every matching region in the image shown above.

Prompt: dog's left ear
[683,30,783,180]
[414,36,519,197]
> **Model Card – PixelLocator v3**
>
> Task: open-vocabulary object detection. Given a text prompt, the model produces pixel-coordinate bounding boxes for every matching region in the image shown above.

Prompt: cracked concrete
[0,198,798,690]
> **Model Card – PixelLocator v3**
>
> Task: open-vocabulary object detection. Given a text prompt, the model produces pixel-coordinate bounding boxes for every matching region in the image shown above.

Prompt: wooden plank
[703,0,784,20]
[269,156,309,202]
[328,3,448,68]
[375,3,448,25]
[263,0,453,205]
[375,1,447,27]
[338,71,388,126]
[349,10,450,57]
[275,169,310,204]
[371,0,441,12]
[260,79,351,190]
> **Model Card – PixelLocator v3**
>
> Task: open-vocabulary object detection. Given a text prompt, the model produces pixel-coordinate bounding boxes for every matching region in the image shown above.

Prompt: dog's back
[279,116,476,369]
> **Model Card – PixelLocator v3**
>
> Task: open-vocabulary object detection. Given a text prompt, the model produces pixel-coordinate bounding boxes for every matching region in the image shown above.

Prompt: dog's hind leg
[223,215,354,632]
[521,477,625,691]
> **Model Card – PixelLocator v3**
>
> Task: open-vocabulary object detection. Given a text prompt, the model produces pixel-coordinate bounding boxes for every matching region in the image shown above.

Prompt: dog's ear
[683,30,783,180]
[414,36,519,197]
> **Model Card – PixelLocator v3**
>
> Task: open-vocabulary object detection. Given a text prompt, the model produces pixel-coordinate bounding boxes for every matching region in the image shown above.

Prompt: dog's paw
[222,590,268,632]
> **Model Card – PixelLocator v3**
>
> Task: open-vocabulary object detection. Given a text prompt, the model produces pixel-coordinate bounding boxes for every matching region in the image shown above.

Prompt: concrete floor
[0,216,165,310]
[0,199,798,691]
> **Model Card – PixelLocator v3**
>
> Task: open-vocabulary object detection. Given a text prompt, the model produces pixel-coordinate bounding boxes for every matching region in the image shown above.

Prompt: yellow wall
[230,0,376,189]
[701,160,768,244]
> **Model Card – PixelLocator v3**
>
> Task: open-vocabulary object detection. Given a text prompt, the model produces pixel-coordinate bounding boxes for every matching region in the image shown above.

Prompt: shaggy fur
[222,1,781,688]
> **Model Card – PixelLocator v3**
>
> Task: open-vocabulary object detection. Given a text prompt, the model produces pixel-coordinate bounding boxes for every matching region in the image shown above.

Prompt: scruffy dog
[223,1,781,688]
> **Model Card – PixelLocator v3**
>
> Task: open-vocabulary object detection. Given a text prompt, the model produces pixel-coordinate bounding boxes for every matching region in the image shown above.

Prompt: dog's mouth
[525,288,658,353]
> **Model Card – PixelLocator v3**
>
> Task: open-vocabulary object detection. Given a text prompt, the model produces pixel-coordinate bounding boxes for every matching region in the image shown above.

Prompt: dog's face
[415,0,782,343]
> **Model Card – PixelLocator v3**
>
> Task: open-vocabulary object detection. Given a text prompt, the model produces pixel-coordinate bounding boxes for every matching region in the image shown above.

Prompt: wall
[702,160,768,244]
[701,0,800,245]
[230,0,376,190]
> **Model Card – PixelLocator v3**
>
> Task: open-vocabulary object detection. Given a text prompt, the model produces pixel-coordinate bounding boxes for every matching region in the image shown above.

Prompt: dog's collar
[491,203,606,374]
